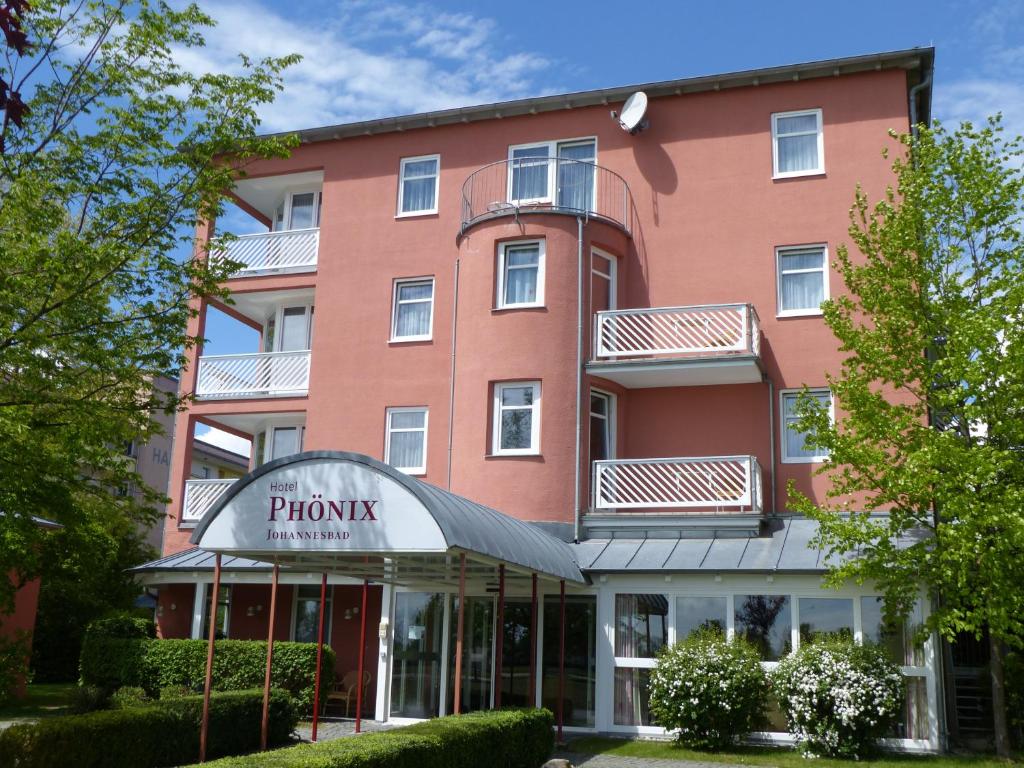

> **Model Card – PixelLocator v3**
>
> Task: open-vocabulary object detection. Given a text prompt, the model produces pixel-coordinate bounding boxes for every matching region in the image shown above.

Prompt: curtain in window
[557,142,595,211]
[503,248,539,304]
[499,385,534,450]
[511,146,549,200]
[395,283,433,337]
[289,193,317,229]
[783,392,829,458]
[779,250,824,310]
[388,411,425,470]
[402,159,438,213]
[777,113,820,173]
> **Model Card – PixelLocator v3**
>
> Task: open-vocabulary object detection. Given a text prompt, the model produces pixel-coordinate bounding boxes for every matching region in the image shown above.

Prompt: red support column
[558,579,565,744]
[355,577,369,733]
[199,554,222,764]
[453,553,466,716]
[494,564,505,709]
[260,563,280,751]
[529,573,538,707]
[311,572,328,742]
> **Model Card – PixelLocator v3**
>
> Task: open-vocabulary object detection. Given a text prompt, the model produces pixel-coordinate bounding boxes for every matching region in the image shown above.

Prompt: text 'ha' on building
[133,47,943,749]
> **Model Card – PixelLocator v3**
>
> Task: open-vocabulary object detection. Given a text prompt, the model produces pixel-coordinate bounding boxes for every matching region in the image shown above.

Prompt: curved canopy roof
[190,451,585,584]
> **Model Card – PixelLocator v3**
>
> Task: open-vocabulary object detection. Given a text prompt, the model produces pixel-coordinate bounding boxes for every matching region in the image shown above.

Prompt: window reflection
[798,597,853,645]
[543,595,596,727]
[734,594,791,660]
[675,596,727,641]
[861,596,924,666]
[615,594,668,658]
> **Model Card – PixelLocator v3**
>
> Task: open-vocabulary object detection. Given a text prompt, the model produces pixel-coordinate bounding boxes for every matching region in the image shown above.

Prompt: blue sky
[192,0,1023,454]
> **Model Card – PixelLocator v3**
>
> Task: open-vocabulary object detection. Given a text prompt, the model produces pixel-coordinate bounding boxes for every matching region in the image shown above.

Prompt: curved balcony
[460,157,634,235]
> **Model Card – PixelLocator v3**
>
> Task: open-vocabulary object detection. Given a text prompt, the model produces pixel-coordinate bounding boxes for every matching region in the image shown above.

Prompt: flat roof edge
[266,47,934,145]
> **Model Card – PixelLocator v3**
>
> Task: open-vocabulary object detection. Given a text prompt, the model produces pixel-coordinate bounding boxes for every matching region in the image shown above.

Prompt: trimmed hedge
[193,708,555,768]
[80,637,335,712]
[83,614,157,641]
[0,688,297,768]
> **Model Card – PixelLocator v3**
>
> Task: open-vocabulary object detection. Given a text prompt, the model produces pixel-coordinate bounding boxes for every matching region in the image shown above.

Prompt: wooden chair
[325,670,371,717]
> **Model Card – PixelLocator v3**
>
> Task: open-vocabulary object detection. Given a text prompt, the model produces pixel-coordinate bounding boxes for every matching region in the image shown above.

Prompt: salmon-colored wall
[159,67,912,556]
[156,583,195,638]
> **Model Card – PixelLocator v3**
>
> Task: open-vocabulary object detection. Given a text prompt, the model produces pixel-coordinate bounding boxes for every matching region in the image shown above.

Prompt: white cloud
[195,425,252,458]
[177,0,559,133]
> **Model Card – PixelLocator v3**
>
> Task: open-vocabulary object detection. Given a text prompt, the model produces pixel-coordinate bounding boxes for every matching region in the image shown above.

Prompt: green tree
[0,1,298,614]
[789,117,1024,757]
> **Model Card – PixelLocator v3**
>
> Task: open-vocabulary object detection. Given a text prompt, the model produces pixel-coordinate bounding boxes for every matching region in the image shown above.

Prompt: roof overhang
[187,451,585,586]
[265,48,934,145]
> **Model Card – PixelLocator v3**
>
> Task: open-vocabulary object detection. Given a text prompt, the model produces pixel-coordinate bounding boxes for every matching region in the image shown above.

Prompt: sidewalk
[555,750,752,768]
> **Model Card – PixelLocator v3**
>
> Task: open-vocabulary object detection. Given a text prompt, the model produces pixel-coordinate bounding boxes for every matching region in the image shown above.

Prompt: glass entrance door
[498,600,534,707]
[391,592,445,719]
[447,596,494,713]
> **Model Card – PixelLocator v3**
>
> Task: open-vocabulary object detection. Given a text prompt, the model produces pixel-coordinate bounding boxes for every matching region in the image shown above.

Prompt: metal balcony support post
[529,573,538,707]
[558,579,566,743]
[355,577,369,733]
[494,564,505,708]
[198,553,221,764]
[311,572,328,742]
[453,553,466,715]
[260,563,280,751]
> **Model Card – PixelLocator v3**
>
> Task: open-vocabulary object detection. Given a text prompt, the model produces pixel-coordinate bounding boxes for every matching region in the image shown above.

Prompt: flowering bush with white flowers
[772,636,904,759]
[648,628,768,749]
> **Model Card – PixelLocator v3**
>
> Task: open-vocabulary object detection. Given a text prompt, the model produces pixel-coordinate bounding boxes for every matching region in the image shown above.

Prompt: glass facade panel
[201,585,231,640]
[861,596,925,666]
[798,597,853,645]
[447,596,494,714]
[888,676,930,740]
[613,667,653,726]
[391,592,445,718]
[615,594,668,658]
[734,594,792,660]
[498,600,534,708]
[293,585,331,644]
[542,595,596,727]
[675,596,727,641]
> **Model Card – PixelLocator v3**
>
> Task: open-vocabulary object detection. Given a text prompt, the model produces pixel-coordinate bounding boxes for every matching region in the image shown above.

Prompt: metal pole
[494,564,505,708]
[260,563,280,751]
[558,579,565,743]
[453,552,466,715]
[311,572,328,742]
[355,578,368,733]
[198,554,222,764]
[529,573,537,707]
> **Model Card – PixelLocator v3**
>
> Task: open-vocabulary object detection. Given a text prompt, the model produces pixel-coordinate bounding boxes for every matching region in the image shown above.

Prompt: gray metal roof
[572,518,861,573]
[131,547,272,573]
[187,451,585,584]
[268,48,933,145]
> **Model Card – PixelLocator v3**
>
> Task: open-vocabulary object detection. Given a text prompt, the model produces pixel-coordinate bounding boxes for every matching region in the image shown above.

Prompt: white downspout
[574,216,584,542]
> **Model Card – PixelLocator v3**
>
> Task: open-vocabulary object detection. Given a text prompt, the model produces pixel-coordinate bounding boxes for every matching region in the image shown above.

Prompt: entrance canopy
[189,451,585,586]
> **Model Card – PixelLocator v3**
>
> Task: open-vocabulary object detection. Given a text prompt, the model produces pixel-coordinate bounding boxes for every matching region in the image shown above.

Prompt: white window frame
[396,154,440,217]
[776,244,829,317]
[771,108,824,179]
[274,189,322,231]
[385,406,429,475]
[780,388,833,464]
[507,137,597,205]
[290,584,334,644]
[590,389,616,461]
[263,303,315,352]
[390,277,435,342]
[492,381,541,456]
[591,248,618,311]
[496,240,546,309]
[262,424,306,465]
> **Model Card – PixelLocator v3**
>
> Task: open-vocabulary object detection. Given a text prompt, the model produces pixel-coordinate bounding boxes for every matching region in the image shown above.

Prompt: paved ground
[554,752,750,768]
[295,717,395,742]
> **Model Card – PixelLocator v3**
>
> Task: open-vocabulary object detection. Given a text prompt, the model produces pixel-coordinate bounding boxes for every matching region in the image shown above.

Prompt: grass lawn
[0,682,77,721]
[566,737,1015,768]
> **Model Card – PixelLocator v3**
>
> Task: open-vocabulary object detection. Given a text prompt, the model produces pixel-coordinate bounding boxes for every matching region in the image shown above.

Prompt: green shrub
[83,614,157,641]
[193,708,554,768]
[70,684,111,713]
[772,636,904,758]
[0,630,31,705]
[0,688,297,768]
[648,627,768,749]
[80,637,334,711]
[110,685,151,708]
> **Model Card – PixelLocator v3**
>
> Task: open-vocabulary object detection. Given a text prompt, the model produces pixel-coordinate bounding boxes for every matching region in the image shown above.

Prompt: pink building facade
[135,48,942,747]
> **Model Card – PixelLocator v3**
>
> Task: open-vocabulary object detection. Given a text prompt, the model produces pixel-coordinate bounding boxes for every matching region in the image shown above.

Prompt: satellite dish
[616,91,649,134]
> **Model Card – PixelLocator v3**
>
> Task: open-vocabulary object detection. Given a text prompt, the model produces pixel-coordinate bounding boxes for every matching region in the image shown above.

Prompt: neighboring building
[191,438,249,481]
[126,375,178,553]
[134,49,943,746]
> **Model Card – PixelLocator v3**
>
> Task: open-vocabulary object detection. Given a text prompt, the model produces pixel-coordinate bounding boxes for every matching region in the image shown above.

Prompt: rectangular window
[508,139,596,209]
[798,597,853,645]
[614,594,668,658]
[590,390,614,462]
[734,594,791,660]
[274,190,321,231]
[293,585,332,644]
[397,155,440,215]
[772,108,824,177]
[497,241,544,308]
[614,667,654,726]
[390,592,445,718]
[391,278,434,341]
[201,584,231,640]
[492,382,540,455]
[675,596,727,641]
[861,596,925,666]
[542,595,596,727]
[781,389,832,463]
[777,245,828,315]
[385,407,428,474]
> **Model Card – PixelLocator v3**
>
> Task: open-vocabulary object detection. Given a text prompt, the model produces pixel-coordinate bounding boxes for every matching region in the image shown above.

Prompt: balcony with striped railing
[590,456,763,534]
[195,351,311,400]
[180,478,236,526]
[213,228,319,277]
[587,303,762,388]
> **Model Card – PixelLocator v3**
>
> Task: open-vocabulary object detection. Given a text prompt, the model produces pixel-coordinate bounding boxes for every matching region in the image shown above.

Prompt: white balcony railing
[593,456,763,513]
[181,478,235,525]
[195,350,311,399]
[594,303,760,361]
[213,228,319,276]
